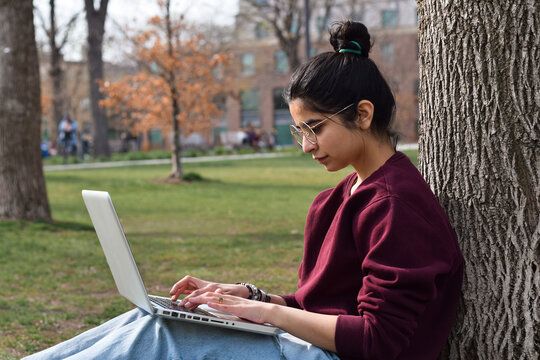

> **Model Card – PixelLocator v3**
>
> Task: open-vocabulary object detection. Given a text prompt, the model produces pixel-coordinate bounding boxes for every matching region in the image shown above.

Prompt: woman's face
[289,99,366,172]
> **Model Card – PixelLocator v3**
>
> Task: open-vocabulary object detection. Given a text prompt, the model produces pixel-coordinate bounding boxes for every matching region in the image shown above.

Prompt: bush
[181,172,204,181]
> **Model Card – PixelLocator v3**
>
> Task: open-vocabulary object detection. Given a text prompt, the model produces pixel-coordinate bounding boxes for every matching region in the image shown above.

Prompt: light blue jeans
[23,309,340,360]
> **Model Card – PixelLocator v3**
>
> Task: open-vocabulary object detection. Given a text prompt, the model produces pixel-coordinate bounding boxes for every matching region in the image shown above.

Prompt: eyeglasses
[289,103,354,146]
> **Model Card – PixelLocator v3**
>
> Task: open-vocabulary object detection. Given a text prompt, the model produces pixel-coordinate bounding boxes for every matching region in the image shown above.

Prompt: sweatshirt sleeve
[279,294,301,308]
[334,197,455,359]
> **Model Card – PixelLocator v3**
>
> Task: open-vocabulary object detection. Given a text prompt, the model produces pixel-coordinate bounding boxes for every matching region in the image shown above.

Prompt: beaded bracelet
[236,282,271,302]
[236,282,257,300]
[260,289,272,303]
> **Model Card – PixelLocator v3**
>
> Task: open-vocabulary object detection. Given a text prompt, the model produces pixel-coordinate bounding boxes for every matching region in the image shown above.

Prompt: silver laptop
[81,190,279,336]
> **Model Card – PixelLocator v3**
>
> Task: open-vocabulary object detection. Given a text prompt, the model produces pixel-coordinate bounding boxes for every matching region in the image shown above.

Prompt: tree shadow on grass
[0,219,94,233]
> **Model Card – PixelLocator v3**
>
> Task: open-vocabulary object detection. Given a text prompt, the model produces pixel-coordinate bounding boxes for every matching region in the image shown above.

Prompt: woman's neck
[352,137,395,186]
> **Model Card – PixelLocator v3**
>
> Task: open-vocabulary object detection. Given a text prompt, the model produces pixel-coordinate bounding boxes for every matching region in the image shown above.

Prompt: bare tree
[0,0,51,221]
[84,0,110,158]
[34,0,80,142]
[238,0,338,69]
[418,1,539,358]
[239,0,305,70]
[164,0,183,177]
[316,0,334,42]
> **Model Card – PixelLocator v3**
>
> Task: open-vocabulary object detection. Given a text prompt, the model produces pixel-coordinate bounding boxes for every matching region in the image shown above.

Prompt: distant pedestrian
[80,131,91,162]
[58,114,77,164]
[245,123,260,151]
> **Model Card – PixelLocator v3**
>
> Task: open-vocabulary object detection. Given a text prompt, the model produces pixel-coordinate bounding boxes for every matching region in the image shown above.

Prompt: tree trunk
[280,36,301,71]
[84,0,110,158]
[417,1,539,359]
[170,94,183,178]
[0,0,51,221]
[49,0,64,143]
[166,0,183,178]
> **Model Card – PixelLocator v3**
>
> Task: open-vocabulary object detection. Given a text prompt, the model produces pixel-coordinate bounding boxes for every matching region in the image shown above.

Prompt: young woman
[25,21,462,360]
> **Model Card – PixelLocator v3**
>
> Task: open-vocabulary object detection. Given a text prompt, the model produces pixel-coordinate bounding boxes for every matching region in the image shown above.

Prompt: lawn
[0,149,417,359]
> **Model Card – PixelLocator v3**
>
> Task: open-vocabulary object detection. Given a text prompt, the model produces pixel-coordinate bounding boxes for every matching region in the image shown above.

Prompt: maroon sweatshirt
[281,152,463,360]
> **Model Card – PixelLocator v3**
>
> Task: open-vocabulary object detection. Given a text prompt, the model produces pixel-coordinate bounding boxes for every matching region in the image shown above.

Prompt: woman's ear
[355,100,374,130]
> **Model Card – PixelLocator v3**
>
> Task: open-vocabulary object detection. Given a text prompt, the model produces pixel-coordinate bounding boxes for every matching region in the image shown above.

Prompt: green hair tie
[339,41,362,55]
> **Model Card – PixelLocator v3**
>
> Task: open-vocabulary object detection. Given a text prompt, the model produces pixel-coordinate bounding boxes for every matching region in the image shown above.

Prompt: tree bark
[84,0,110,158]
[49,0,64,142]
[0,0,51,221]
[417,1,539,359]
[166,0,183,178]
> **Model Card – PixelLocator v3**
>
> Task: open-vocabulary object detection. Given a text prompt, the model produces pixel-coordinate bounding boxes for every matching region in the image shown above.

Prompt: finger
[183,294,214,310]
[206,300,230,313]
[170,276,204,301]
[169,276,197,294]
[172,275,206,292]
[170,284,193,301]
[178,287,212,305]
[169,280,188,296]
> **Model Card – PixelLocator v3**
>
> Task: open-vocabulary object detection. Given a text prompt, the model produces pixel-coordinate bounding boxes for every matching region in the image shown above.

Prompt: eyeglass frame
[289,103,355,146]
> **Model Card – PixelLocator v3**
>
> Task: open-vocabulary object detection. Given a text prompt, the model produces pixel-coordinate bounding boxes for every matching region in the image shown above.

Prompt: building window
[255,22,269,39]
[381,10,398,28]
[381,42,394,63]
[149,128,163,146]
[241,89,259,111]
[242,53,255,76]
[241,89,259,127]
[273,87,293,146]
[275,50,289,73]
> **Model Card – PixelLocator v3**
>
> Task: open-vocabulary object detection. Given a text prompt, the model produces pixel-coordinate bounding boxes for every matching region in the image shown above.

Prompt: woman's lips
[314,156,328,164]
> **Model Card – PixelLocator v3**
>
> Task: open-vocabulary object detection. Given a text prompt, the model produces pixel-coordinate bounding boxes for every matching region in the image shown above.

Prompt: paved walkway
[43,152,293,171]
[44,143,418,172]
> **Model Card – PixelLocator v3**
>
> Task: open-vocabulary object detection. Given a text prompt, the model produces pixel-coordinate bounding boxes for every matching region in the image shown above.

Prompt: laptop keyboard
[149,296,192,311]
[149,296,215,317]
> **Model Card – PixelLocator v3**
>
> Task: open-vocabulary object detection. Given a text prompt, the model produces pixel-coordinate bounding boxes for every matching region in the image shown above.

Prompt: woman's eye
[311,124,323,134]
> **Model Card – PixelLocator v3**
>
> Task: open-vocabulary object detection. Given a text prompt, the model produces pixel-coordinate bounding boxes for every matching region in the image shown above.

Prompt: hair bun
[329,20,371,57]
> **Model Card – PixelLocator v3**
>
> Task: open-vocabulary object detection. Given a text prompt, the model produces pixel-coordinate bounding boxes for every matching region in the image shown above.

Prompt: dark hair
[284,20,397,143]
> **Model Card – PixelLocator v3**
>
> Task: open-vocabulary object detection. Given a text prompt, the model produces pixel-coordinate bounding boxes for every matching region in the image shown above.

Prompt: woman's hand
[175,284,338,352]
[169,275,247,309]
[188,289,274,325]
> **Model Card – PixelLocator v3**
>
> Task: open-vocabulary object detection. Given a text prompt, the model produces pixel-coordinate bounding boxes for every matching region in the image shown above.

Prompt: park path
[43,152,293,171]
[44,143,418,172]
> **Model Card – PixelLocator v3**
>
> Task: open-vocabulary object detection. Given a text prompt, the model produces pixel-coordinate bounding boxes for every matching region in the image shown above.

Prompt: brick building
[221,0,419,147]
[40,1,419,152]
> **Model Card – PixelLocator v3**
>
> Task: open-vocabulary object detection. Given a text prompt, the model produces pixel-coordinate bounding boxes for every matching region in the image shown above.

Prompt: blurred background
[34,0,419,159]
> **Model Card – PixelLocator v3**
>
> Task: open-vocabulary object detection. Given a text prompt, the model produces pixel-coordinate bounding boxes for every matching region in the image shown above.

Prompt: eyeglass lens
[290,123,316,146]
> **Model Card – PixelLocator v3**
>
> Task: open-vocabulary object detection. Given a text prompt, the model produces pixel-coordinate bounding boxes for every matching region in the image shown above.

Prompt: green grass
[0,149,417,358]
[42,147,265,166]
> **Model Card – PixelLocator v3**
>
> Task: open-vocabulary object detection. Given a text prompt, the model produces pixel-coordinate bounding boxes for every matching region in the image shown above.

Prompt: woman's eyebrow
[304,118,324,126]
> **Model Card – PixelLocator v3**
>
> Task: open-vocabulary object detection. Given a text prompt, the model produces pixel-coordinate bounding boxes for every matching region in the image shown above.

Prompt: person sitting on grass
[24,20,463,360]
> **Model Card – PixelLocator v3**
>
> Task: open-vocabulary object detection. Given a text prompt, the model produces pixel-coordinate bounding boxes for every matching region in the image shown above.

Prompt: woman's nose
[302,138,316,153]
